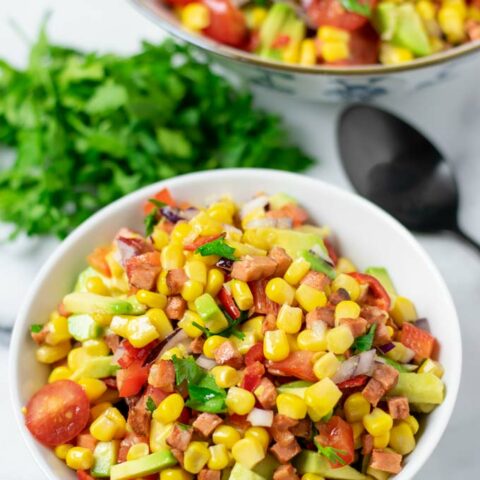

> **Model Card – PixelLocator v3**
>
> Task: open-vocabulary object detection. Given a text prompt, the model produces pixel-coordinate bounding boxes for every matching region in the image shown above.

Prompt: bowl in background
[10,169,461,479]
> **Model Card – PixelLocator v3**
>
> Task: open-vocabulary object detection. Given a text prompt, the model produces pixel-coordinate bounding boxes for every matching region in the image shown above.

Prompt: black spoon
[338,104,480,254]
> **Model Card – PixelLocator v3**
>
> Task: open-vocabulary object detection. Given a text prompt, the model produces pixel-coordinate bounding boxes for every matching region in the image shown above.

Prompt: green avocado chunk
[388,372,445,404]
[91,441,119,477]
[68,314,103,341]
[229,463,266,480]
[253,455,280,479]
[294,451,367,480]
[277,380,313,399]
[259,3,293,52]
[365,266,397,299]
[63,292,146,315]
[110,449,177,480]
[194,293,228,333]
[70,355,118,380]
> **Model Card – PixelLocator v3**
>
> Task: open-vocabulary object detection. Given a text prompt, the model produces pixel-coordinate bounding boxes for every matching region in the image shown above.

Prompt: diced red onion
[332,349,376,383]
[240,195,269,219]
[355,350,376,376]
[196,355,217,371]
[247,408,274,427]
[276,217,293,229]
[223,224,243,236]
[156,329,190,360]
[414,318,431,332]
[216,258,234,272]
[378,343,396,354]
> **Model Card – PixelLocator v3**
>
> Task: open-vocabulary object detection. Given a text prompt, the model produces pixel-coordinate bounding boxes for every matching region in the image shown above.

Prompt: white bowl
[9,169,461,479]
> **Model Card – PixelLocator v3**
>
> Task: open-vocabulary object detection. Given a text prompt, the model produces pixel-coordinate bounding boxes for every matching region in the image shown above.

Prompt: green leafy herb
[0,25,313,240]
[146,396,157,414]
[301,249,336,280]
[352,324,377,353]
[380,356,409,373]
[193,310,246,340]
[143,198,167,236]
[196,237,236,261]
[172,355,205,385]
[186,375,227,414]
[30,324,43,333]
[314,440,347,466]
[339,0,371,17]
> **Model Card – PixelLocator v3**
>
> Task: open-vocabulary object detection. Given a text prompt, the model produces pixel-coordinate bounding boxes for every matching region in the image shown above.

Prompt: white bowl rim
[9,168,462,480]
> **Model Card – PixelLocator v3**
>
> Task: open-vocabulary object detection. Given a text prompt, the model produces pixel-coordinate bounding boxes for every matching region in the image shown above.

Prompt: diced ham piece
[467,19,480,40]
[362,378,385,407]
[214,340,243,369]
[166,424,193,452]
[374,322,393,347]
[370,449,403,474]
[362,433,374,455]
[301,271,330,291]
[250,279,279,316]
[166,296,187,320]
[148,360,175,392]
[125,251,161,290]
[268,247,292,277]
[273,463,300,480]
[270,414,298,445]
[231,256,277,282]
[189,337,205,355]
[76,432,97,452]
[339,317,368,337]
[372,364,399,392]
[290,418,312,439]
[118,433,149,463]
[262,313,277,334]
[127,395,151,437]
[116,236,154,265]
[306,307,334,328]
[270,438,302,464]
[254,377,277,410]
[198,469,221,480]
[166,269,188,295]
[328,288,350,305]
[361,306,389,326]
[193,413,224,437]
[171,448,184,467]
[387,396,410,420]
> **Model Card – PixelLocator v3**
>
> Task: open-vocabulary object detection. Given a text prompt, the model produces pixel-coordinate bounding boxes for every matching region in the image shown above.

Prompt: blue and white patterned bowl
[130,0,480,102]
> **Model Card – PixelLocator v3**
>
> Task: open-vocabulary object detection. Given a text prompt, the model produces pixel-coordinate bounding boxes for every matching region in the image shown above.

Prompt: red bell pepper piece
[143,188,175,214]
[77,471,95,480]
[245,342,265,366]
[337,374,369,391]
[241,361,265,392]
[218,286,241,319]
[87,246,112,277]
[324,238,339,266]
[400,322,436,361]
[348,272,391,311]
[184,234,223,251]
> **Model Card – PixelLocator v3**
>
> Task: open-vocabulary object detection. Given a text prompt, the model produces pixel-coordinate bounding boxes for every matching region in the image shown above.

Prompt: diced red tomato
[228,413,251,430]
[400,322,436,361]
[348,272,391,311]
[25,380,90,447]
[218,286,241,319]
[316,416,355,468]
[272,34,291,49]
[202,0,247,47]
[307,0,376,31]
[178,407,191,424]
[184,234,223,251]
[143,188,175,214]
[337,374,369,391]
[77,471,95,480]
[340,24,380,65]
[249,279,279,316]
[87,246,112,277]
[117,339,159,369]
[267,204,309,227]
[245,342,265,366]
[245,30,261,52]
[324,238,339,266]
[241,361,265,392]
[267,351,317,382]
[117,361,149,398]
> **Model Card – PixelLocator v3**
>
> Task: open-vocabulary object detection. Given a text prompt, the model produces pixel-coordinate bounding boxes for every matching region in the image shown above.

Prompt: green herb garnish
[144,198,167,236]
[352,323,377,353]
[30,324,43,333]
[340,0,371,17]
[172,355,205,385]
[146,396,157,414]
[379,356,409,373]
[196,237,236,261]
[314,440,347,466]
[192,310,246,340]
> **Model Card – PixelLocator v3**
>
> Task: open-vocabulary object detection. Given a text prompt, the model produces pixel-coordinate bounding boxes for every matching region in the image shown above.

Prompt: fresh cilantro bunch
[0,25,313,239]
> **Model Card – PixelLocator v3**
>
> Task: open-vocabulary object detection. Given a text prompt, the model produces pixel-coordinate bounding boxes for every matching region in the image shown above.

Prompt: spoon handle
[451,226,480,255]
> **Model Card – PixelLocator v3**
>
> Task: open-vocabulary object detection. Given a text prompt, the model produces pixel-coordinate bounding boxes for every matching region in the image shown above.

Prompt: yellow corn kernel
[90,407,126,441]
[321,42,349,63]
[283,39,301,64]
[226,387,256,415]
[161,345,188,361]
[305,378,342,419]
[335,300,361,323]
[54,444,73,460]
[161,244,185,270]
[313,352,340,380]
[277,393,307,420]
[127,315,160,348]
[48,366,72,383]
[93,388,119,405]
[45,313,71,345]
[230,280,254,310]
[66,447,94,470]
[391,296,418,325]
[331,273,360,301]
[161,467,193,480]
[208,443,230,470]
[302,475,326,480]
[152,227,169,250]
[299,39,317,66]
[185,260,208,285]
[203,335,226,358]
[90,402,112,421]
[438,4,466,43]
[157,270,170,296]
[386,326,394,338]
[344,392,371,423]
[263,329,290,361]
[207,203,233,224]
[180,3,210,31]
[336,257,356,274]
[153,394,185,424]
[110,315,129,338]
[126,442,149,461]
[276,304,303,334]
[363,408,394,437]
[36,341,71,364]
[244,427,270,452]
[150,419,174,452]
[326,325,354,354]
[181,280,204,302]
[190,211,224,236]
[83,339,110,357]
[86,276,109,296]
[248,6,268,29]
[241,316,264,341]
[211,366,240,388]
[374,431,390,449]
[77,378,107,402]
[266,278,296,305]
[295,284,327,312]
[284,257,311,286]
[318,26,350,43]
[404,415,420,434]
[389,421,416,455]
[297,328,327,352]
[416,0,437,20]
[178,310,204,338]
[469,5,480,21]
[231,437,265,469]
[136,290,167,309]
[212,425,241,449]
[184,441,211,474]
[90,313,113,328]
[205,268,225,297]
[170,222,193,244]
[147,308,174,339]
[352,422,365,449]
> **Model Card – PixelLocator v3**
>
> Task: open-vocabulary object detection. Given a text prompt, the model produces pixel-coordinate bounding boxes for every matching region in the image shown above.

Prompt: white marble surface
[1,0,479,478]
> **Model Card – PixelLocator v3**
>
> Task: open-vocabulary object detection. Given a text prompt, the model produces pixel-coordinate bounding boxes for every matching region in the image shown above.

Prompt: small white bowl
[9,169,461,480]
